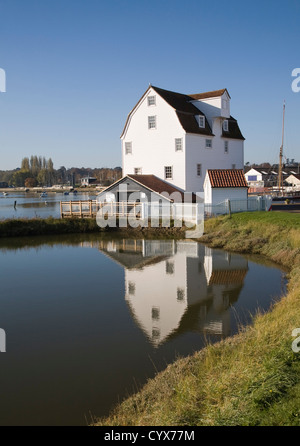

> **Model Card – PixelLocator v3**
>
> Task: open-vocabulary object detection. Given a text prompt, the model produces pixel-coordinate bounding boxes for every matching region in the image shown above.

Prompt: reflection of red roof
[208,269,248,285]
[208,169,248,188]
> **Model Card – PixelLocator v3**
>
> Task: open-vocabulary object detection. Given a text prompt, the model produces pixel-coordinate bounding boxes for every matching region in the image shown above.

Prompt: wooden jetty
[60,200,143,219]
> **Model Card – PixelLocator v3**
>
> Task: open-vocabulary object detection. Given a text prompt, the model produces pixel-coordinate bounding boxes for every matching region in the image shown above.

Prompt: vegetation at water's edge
[0,217,187,238]
[94,212,300,426]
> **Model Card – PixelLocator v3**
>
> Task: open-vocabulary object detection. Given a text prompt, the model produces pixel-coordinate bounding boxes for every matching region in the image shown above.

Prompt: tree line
[0,156,122,187]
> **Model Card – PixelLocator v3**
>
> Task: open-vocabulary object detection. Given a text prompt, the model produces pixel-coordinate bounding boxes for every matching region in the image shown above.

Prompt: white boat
[2,192,8,196]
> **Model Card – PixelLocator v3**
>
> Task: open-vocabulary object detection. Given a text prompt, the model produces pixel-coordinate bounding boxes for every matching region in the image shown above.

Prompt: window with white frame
[148,115,156,129]
[175,138,183,151]
[196,115,205,128]
[223,120,229,132]
[205,139,212,149]
[224,141,229,154]
[199,115,205,128]
[164,166,173,179]
[148,95,156,106]
[125,141,132,154]
[134,167,142,175]
[197,163,202,177]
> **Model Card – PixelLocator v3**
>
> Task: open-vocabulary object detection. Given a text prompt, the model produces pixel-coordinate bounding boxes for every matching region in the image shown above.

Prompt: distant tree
[24,177,37,188]
[11,170,30,187]
[21,157,30,172]
[37,169,48,186]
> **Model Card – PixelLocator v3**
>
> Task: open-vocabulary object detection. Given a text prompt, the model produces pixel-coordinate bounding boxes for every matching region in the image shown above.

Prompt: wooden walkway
[60,200,143,218]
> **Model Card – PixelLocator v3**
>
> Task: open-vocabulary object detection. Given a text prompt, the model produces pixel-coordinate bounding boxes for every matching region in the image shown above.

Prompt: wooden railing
[60,200,143,219]
[60,200,99,218]
[96,202,143,218]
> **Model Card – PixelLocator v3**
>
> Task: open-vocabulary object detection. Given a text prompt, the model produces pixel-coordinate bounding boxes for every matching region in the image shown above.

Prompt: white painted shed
[204,169,248,209]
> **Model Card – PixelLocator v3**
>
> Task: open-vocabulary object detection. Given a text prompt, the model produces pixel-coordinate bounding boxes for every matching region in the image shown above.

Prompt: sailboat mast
[278,101,285,193]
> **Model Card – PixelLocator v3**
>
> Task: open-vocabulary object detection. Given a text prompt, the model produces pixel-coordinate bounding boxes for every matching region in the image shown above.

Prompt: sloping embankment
[94,212,300,426]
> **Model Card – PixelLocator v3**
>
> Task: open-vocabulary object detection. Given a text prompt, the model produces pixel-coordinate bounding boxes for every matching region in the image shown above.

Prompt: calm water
[0,191,97,219]
[0,234,286,426]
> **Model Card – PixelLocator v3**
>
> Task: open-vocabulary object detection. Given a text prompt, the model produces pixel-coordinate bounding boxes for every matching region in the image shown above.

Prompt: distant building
[244,168,265,188]
[245,164,300,190]
[285,173,300,188]
[81,177,97,187]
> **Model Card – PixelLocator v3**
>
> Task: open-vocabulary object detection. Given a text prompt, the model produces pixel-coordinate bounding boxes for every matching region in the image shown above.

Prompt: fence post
[227,199,231,218]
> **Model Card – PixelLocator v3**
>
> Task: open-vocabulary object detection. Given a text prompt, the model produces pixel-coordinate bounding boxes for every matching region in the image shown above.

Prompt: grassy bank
[94,212,300,426]
[0,217,187,238]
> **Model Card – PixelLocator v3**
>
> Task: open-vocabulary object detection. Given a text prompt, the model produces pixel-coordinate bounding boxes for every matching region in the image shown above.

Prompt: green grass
[93,211,300,426]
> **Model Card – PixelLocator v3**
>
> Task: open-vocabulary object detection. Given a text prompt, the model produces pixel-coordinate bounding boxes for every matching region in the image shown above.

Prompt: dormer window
[148,95,156,106]
[196,115,205,128]
[223,120,229,132]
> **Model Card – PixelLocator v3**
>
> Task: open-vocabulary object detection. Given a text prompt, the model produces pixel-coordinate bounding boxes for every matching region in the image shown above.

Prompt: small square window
[125,142,132,154]
[223,120,229,132]
[197,163,202,177]
[148,95,156,106]
[164,166,173,179]
[148,115,156,129]
[205,139,212,149]
[224,141,229,154]
[175,138,183,151]
[134,167,142,175]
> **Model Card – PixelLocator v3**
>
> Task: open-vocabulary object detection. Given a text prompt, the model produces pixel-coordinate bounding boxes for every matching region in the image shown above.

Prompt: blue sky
[0,0,299,170]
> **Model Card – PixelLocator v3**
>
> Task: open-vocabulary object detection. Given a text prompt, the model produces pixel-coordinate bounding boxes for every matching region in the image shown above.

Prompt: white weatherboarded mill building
[121,85,245,194]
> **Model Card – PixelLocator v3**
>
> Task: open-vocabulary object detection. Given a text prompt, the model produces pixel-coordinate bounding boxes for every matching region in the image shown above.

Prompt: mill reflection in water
[95,239,249,347]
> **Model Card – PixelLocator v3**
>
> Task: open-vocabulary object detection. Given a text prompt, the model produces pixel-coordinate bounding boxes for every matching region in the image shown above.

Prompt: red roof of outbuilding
[207,169,248,188]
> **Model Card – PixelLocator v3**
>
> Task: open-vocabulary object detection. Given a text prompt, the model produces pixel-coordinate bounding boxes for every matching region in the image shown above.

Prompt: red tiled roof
[128,175,185,199]
[208,169,248,188]
[189,89,231,100]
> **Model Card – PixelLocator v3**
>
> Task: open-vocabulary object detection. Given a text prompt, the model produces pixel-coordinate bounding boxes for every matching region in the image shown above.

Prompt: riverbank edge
[0,217,188,238]
[93,211,300,426]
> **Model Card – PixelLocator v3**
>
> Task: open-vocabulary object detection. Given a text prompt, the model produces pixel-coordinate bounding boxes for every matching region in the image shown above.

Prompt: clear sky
[0,0,299,170]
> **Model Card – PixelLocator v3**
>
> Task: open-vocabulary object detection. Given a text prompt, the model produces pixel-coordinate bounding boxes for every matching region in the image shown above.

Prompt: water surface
[0,191,97,219]
[0,235,286,425]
